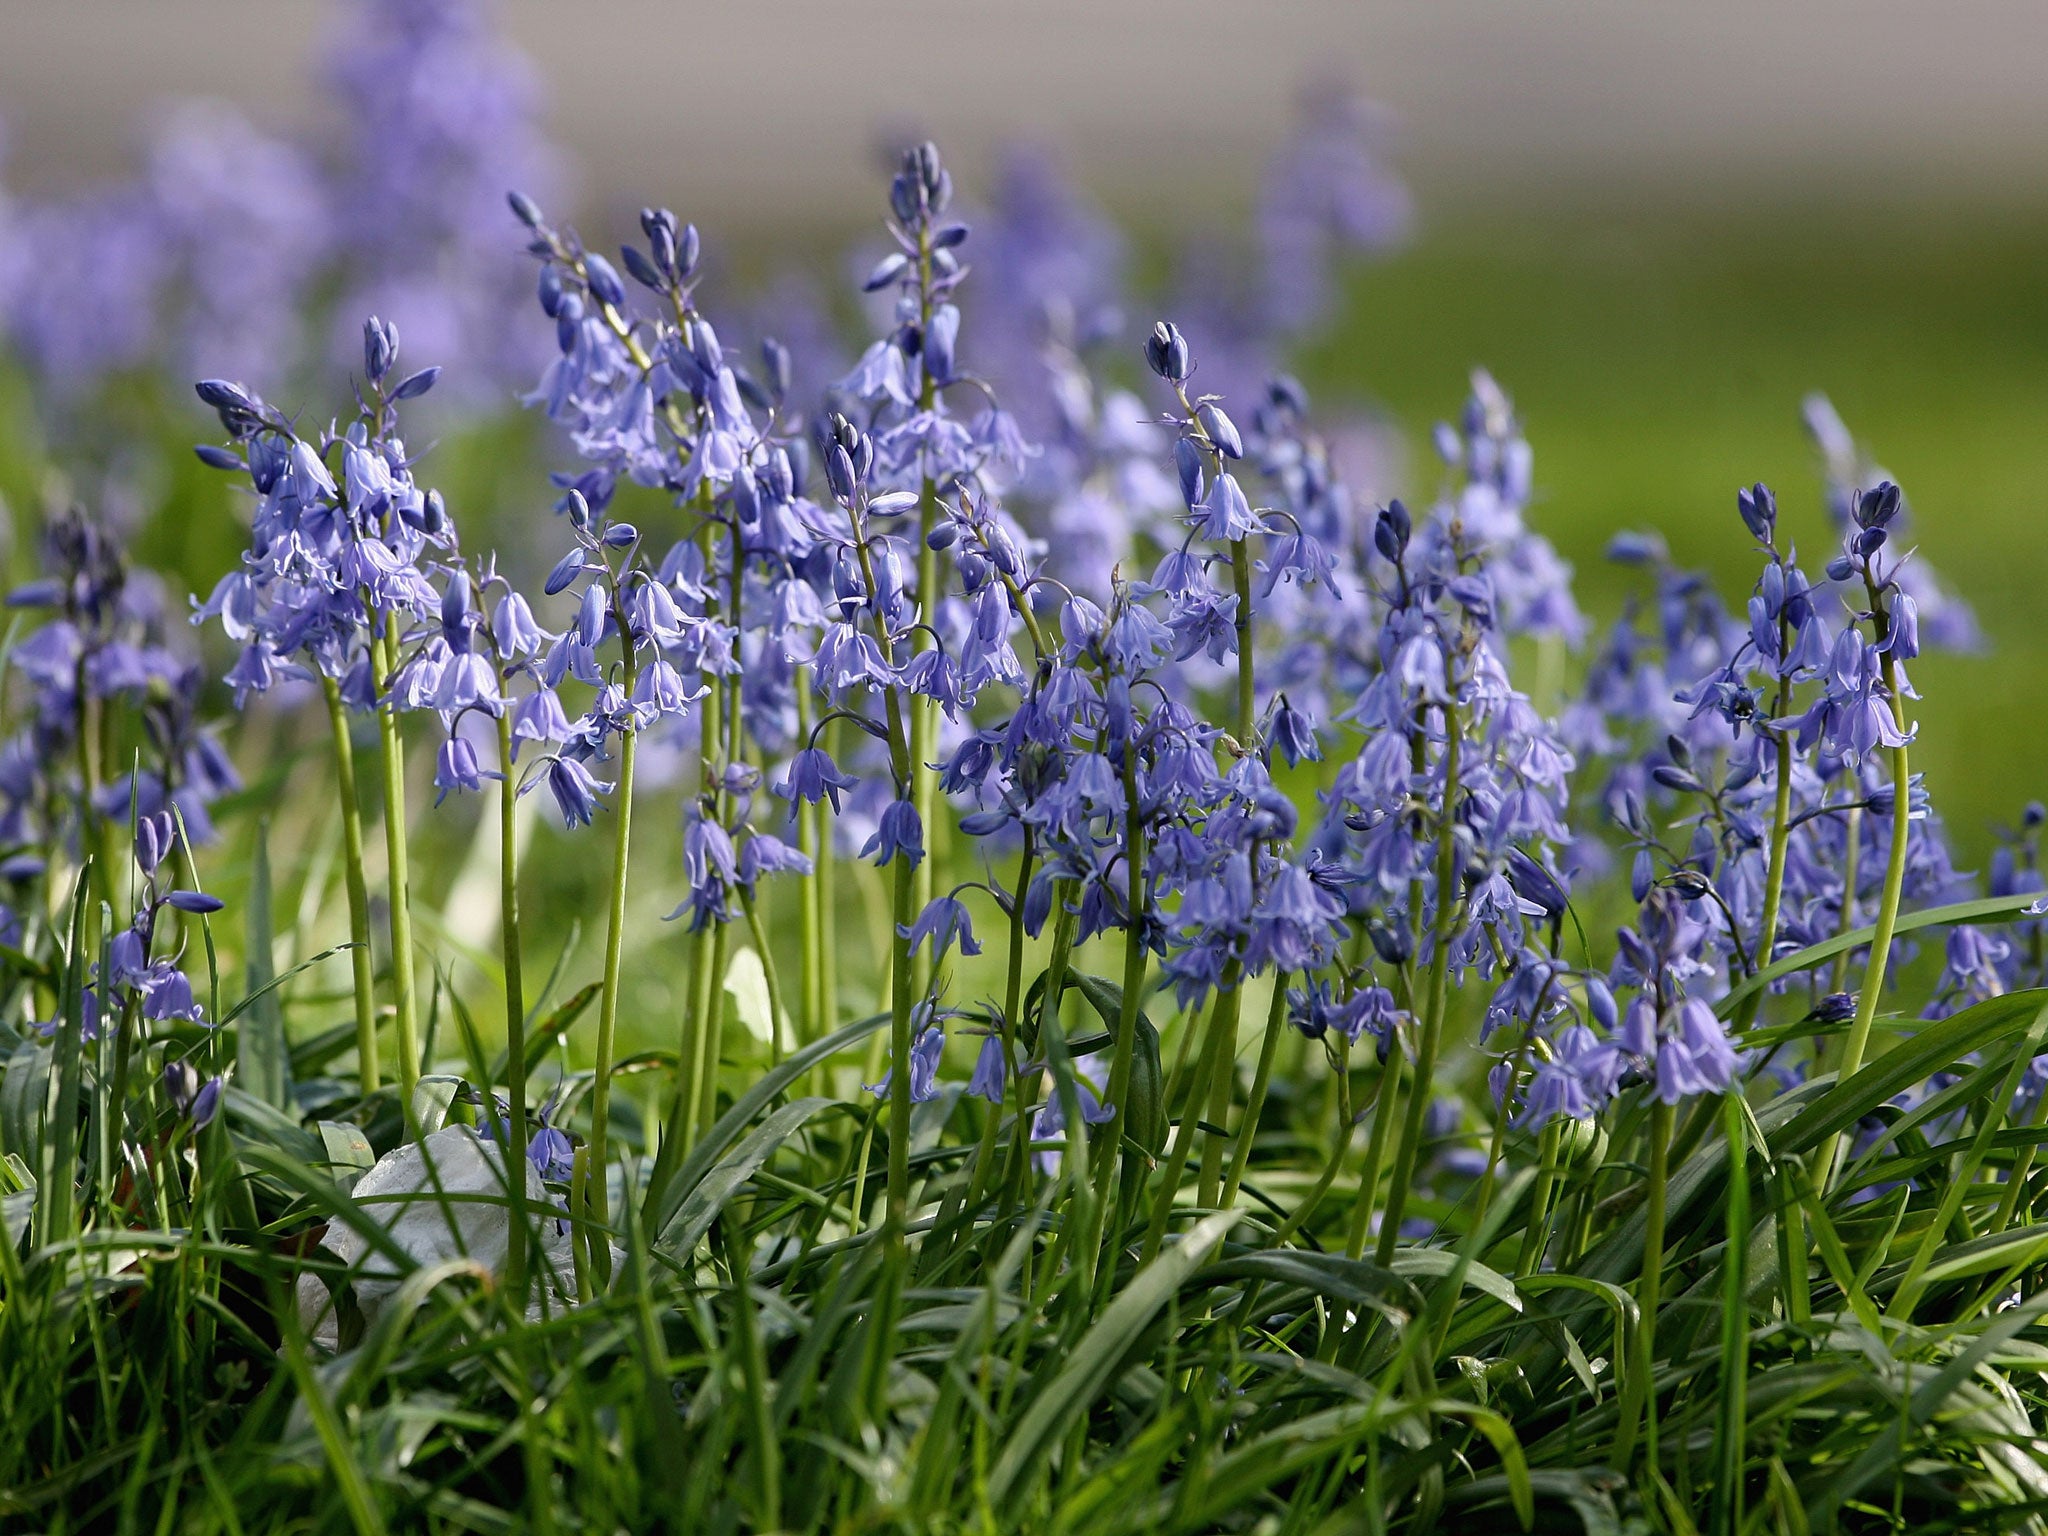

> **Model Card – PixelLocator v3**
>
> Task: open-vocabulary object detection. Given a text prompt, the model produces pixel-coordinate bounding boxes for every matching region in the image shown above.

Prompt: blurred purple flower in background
[0,0,561,412]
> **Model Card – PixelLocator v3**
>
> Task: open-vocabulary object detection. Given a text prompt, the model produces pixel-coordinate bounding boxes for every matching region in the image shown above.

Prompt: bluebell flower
[139,963,206,1025]
[510,687,572,758]
[738,832,811,888]
[900,894,982,960]
[1268,694,1321,766]
[777,746,858,812]
[539,755,610,829]
[434,735,500,805]
[492,591,551,657]
[867,1024,946,1104]
[1029,1052,1117,1173]
[1190,471,1268,544]
[967,1032,1008,1103]
[862,798,925,869]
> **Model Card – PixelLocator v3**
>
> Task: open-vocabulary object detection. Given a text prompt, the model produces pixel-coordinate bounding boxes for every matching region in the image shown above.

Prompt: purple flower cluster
[8,55,2025,1240]
[0,0,556,409]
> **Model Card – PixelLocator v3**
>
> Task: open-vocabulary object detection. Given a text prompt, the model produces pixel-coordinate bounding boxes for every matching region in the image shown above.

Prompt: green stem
[323,677,380,1096]
[908,223,940,993]
[1375,687,1463,1267]
[819,720,841,1035]
[1013,890,1081,1184]
[1229,538,1256,747]
[1140,965,1242,1265]
[1828,807,1864,996]
[1198,984,1246,1212]
[967,838,1033,1217]
[664,927,710,1173]
[496,712,531,1304]
[1514,1121,1564,1278]
[1271,1033,1353,1247]
[883,844,919,1244]
[373,628,420,1110]
[696,911,729,1138]
[1347,1047,1402,1261]
[1616,1100,1673,1474]
[1817,645,1912,1192]
[1712,1090,1750,1536]
[1221,977,1289,1210]
[741,891,788,1066]
[577,639,638,1290]
[1735,719,1796,1035]
[1093,750,1150,1209]
[794,685,822,1051]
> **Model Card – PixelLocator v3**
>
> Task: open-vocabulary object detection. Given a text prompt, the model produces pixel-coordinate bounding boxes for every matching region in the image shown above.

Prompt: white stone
[295,1125,587,1349]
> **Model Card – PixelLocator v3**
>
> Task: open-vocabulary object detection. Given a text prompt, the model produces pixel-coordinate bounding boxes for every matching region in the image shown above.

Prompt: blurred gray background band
[5,1,2046,218]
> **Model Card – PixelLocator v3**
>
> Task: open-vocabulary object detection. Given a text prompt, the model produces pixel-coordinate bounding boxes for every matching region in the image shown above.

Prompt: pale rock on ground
[294,1125,594,1350]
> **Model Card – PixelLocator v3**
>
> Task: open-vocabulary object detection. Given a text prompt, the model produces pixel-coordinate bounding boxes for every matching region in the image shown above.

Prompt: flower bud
[544,548,586,596]
[760,338,791,402]
[583,253,625,308]
[190,1076,223,1129]
[1372,500,1411,564]
[1855,481,1902,530]
[1197,402,1242,459]
[1145,320,1191,382]
[363,316,398,383]
[620,243,665,290]
[440,569,475,648]
[864,252,910,292]
[824,443,857,503]
[392,366,440,401]
[1737,481,1776,542]
[163,1059,200,1112]
[1173,436,1205,508]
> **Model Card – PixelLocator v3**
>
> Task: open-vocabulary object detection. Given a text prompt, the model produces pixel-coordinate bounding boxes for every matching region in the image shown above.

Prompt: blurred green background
[1305,200,2048,866]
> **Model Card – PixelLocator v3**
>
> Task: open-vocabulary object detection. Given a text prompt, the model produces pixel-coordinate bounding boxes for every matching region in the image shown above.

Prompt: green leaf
[1193,1249,1422,1326]
[987,1209,1243,1505]
[1451,1404,1534,1530]
[223,945,359,1031]
[1913,1222,2048,1287]
[1769,989,2048,1159]
[656,1096,834,1258]
[1045,970,1166,1154]
[317,1121,377,1193]
[220,1087,327,1171]
[1390,1248,1523,1313]
[0,1039,49,1165]
[1809,1295,2048,1523]
[1719,894,2045,1022]
[642,1010,888,1239]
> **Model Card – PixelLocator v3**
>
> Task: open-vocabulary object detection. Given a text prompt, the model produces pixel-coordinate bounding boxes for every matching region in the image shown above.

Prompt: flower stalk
[323,675,381,1096]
